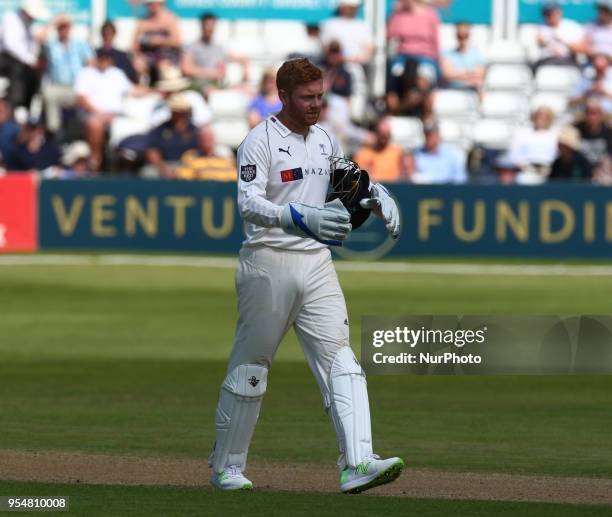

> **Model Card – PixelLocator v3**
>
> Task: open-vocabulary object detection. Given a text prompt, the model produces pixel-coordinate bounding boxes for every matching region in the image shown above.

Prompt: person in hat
[74,49,149,171]
[507,105,558,177]
[413,119,467,184]
[151,64,212,127]
[41,140,91,178]
[321,0,374,65]
[132,0,181,84]
[0,0,51,109]
[583,0,612,58]
[534,1,584,70]
[549,126,593,181]
[42,14,94,133]
[144,93,198,178]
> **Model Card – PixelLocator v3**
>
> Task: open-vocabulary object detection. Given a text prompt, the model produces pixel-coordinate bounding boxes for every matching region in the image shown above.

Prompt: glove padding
[279,198,352,246]
[359,183,401,239]
[326,165,371,230]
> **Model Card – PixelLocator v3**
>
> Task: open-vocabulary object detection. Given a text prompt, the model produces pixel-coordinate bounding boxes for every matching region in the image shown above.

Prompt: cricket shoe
[210,465,253,491]
[340,454,404,494]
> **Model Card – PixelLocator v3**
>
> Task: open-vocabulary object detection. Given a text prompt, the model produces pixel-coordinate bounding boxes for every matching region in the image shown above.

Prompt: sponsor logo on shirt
[280,167,303,183]
[240,164,257,182]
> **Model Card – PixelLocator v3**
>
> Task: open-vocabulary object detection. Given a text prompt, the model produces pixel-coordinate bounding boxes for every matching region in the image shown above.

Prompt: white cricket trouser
[227,245,350,399]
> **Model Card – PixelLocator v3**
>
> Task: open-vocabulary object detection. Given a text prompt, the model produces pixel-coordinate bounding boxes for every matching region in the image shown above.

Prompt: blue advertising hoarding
[39,180,612,258]
[108,0,493,24]
[518,0,597,23]
[386,0,493,24]
[107,0,342,21]
[0,0,92,24]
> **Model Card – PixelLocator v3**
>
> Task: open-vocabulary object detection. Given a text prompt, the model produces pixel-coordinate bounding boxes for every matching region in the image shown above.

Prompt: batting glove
[280,198,352,246]
[359,183,401,239]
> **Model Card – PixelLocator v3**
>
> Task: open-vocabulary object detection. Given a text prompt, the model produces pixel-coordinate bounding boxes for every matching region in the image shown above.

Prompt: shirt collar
[268,115,315,138]
[268,115,291,138]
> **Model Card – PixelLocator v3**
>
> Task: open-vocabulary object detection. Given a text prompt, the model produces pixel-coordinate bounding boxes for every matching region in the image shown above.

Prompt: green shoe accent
[345,458,404,495]
[241,482,253,490]
[340,469,349,485]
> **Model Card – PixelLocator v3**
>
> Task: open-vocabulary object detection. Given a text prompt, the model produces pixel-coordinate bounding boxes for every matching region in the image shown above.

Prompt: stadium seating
[211,119,250,149]
[472,119,515,150]
[208,90,251,118]
[481,92,529,122]
[485,40,528,64]
[535,66,582,95]
[433,89,480,121]
[388,117,425,150]
[484,64,533,92]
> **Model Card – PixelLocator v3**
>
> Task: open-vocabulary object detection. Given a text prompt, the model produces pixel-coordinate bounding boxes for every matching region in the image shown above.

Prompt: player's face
[284,79,324,127]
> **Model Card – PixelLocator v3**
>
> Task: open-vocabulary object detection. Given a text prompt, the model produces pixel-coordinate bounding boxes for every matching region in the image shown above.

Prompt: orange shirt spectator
[354,118,410,183]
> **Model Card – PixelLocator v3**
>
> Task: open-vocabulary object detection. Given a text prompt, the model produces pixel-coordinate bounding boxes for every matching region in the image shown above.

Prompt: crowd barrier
[2,175,612,258]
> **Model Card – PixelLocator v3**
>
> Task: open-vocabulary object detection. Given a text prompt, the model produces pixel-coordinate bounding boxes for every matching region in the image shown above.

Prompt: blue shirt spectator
[247,70,282,128]
[44,16,93,86]
[441,23,485,91]
[248,96,281,121]
[413,122,467,184]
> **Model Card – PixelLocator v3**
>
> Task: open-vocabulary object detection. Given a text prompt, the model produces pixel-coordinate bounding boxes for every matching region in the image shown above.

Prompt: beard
[289,104,320,127]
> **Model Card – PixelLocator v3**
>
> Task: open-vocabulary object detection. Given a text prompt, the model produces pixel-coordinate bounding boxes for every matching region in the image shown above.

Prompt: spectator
[534,1,584,69]
[152,64,212,127]
[132,0,181,85]
[4,117,60,172]
[175,125,236,181]
[583,0,612,58]
[441,22,485,91]
[570,52,612,114]
[354,117,411,183]
[97,20,139,84]
[144,93,198,178]
[320,0,374,66]
[247,70,281,128]
[386,61,435,119]
[413,120,467,184]
[43,140,91,178]
[182,13,230,95]
[549,125,592,181]
[574,97,611,170]
[387,0,441,83]
[42,14,93,133]
[0,99,19,162]
[0,0,51,109]
[75,49,145,171]
[507,105,558,176]
[321,41,353,100]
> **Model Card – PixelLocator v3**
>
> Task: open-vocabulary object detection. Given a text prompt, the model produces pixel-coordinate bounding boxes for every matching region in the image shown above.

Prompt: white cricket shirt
[237,115,343,251]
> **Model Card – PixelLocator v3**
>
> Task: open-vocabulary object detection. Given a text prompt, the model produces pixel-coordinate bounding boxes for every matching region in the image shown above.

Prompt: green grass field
[1,258,612,516]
